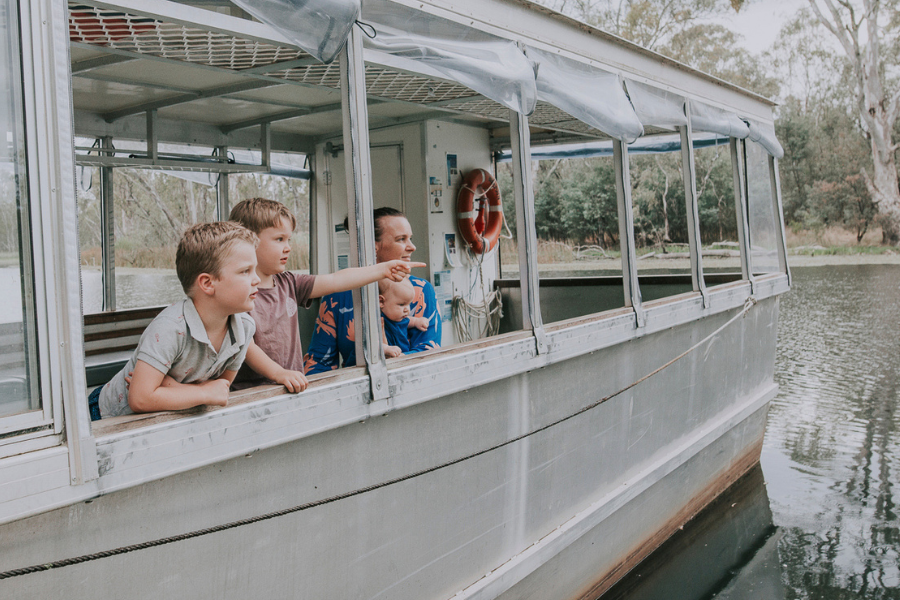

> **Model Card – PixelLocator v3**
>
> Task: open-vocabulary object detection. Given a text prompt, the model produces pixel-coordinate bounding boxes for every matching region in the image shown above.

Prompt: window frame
[0,0,57,441]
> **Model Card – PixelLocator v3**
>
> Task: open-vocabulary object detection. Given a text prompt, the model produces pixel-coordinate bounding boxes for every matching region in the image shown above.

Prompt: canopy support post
[216,145,229,220]
[731,139,755,294]
[341,25,389,403]
[146,109,158,161]
[769,156,791,286]
[509,108,548,355]
[99,135,116,311]
[613,140,644,328]
[679,103,708,307]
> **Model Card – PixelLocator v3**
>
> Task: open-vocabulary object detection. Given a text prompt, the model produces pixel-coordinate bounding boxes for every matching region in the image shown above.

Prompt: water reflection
[768,265,900,596]
[601,467,784,600]
[601,265,900,599]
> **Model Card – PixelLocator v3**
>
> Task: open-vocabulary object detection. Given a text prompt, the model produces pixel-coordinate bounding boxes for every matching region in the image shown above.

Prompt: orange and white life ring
[456,168,503,255]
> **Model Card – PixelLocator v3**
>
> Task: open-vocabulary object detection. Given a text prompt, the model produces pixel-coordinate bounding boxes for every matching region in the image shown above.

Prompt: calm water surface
[606,264,900,599]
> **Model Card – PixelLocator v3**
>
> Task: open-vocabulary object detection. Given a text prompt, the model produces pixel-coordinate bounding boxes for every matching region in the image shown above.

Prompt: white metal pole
[508,108,548,354]
[99,135,116,311]
[730,138,754,293]
[340,26,388,402]
[215,145,229,220]
[679,101,708,307]
[613,140,644,328]
[769,155,792,286]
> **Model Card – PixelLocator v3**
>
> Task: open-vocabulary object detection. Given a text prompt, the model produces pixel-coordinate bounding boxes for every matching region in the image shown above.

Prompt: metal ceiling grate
[443,98,608,137]
[67,2,605,138]
[272,64,481,105]
[69,4,311,71]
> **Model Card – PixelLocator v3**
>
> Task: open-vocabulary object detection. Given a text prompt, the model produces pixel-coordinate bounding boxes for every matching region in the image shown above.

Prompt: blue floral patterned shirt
[304,275,441,374]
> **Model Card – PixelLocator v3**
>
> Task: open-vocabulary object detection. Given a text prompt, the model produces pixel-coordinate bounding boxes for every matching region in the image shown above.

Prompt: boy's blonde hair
[378,277,415,303]
[229,197,297,234]
[176,221,259,295]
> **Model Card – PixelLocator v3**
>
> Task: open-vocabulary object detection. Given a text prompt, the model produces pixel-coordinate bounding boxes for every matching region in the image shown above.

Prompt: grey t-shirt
[99,298,256,418]
[234,271,316,386]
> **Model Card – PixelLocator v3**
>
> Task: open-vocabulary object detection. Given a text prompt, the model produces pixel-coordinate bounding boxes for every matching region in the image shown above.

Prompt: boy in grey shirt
[90,221,260,419]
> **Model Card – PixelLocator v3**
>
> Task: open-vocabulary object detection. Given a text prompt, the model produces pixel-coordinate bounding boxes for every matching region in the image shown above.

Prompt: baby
[378,278,430,358]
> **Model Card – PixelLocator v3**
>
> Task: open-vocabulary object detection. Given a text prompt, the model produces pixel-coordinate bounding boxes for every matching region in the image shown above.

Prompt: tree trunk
[863,141,900,245]
[807,0,900,245]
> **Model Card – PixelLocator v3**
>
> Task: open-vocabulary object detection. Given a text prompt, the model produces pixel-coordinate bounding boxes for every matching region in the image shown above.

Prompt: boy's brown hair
[229,197,297,234]
[176,221,259,295]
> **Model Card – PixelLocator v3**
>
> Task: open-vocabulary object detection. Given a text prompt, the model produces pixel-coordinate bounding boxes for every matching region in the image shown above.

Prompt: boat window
[693,135,743,286]
[497,152,628,329]
[744,140,780,274]
[0,0,42,422]
[77,143,310,314]
[628,138,695,300]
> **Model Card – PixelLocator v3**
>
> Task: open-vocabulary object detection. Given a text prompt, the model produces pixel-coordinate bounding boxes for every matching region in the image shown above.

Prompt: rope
[0,296,756,581]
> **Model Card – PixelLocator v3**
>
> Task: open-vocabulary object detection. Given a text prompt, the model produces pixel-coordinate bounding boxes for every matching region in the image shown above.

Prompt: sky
[714,0,809,55]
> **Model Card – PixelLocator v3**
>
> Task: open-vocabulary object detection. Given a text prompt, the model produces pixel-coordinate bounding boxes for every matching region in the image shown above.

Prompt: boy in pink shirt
[231,198,422,391]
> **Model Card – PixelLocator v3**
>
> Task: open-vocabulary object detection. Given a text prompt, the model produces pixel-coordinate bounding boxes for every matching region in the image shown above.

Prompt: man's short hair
[229,197,297,234]
[176,221,259,295]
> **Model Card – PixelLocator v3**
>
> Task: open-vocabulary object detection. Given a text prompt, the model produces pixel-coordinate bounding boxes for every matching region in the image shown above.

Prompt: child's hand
[383,344,403,358]
[199,378,231,407]
[408,316,429,331]
[382,260,427,282]
[274,368,308,393]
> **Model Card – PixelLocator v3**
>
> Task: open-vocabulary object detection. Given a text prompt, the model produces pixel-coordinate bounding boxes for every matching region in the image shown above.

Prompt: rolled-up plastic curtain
[528,47,643,142]
[744,118,784,159]
[623,79,687,130]
[360,0,537,115]
[689,101,750,139]
[230,0,360,64]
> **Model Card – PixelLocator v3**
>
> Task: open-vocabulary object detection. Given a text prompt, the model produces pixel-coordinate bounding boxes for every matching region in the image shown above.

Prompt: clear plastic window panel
[628,141,694,299]
[745,140,780,274]
[0,0,40,417]
[497,155,626,328]
[694,136,742,279]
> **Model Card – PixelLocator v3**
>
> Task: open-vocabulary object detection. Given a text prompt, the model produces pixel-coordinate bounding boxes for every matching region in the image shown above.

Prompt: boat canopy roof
[69,0,783,165]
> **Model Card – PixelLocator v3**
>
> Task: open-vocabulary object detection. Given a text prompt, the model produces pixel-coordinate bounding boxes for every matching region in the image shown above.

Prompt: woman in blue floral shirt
[304,208,441,374]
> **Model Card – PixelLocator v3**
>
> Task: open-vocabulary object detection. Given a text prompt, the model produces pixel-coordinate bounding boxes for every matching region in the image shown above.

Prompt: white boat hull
[0,298,778,599]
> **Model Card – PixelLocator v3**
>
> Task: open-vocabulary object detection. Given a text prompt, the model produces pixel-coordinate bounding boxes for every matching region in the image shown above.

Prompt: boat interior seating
[83,299,321,389]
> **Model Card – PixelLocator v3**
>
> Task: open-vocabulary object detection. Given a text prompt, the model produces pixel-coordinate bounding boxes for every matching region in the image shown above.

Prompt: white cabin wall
[314,120,495,347]
[423,121,494,347]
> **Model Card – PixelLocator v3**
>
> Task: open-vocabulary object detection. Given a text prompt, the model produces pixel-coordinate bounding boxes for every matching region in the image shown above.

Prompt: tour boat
[0,0,790,597]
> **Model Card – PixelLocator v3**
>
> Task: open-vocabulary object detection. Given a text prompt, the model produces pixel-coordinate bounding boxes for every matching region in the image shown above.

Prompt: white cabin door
[326,144,404,271]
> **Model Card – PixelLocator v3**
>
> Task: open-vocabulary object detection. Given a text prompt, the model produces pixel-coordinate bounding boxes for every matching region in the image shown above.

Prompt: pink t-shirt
[235,271,316,386]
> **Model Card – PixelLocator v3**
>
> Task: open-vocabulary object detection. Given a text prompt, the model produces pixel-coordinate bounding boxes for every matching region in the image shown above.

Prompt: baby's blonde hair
[378,277,415,303]
[229,197,297,234]
[176,221,258,295]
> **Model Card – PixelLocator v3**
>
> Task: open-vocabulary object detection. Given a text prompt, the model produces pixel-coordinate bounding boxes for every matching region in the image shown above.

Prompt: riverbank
[499,250,900,278]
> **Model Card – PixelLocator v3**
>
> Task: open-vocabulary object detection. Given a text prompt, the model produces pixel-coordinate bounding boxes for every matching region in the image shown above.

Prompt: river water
[604,264,900,599]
